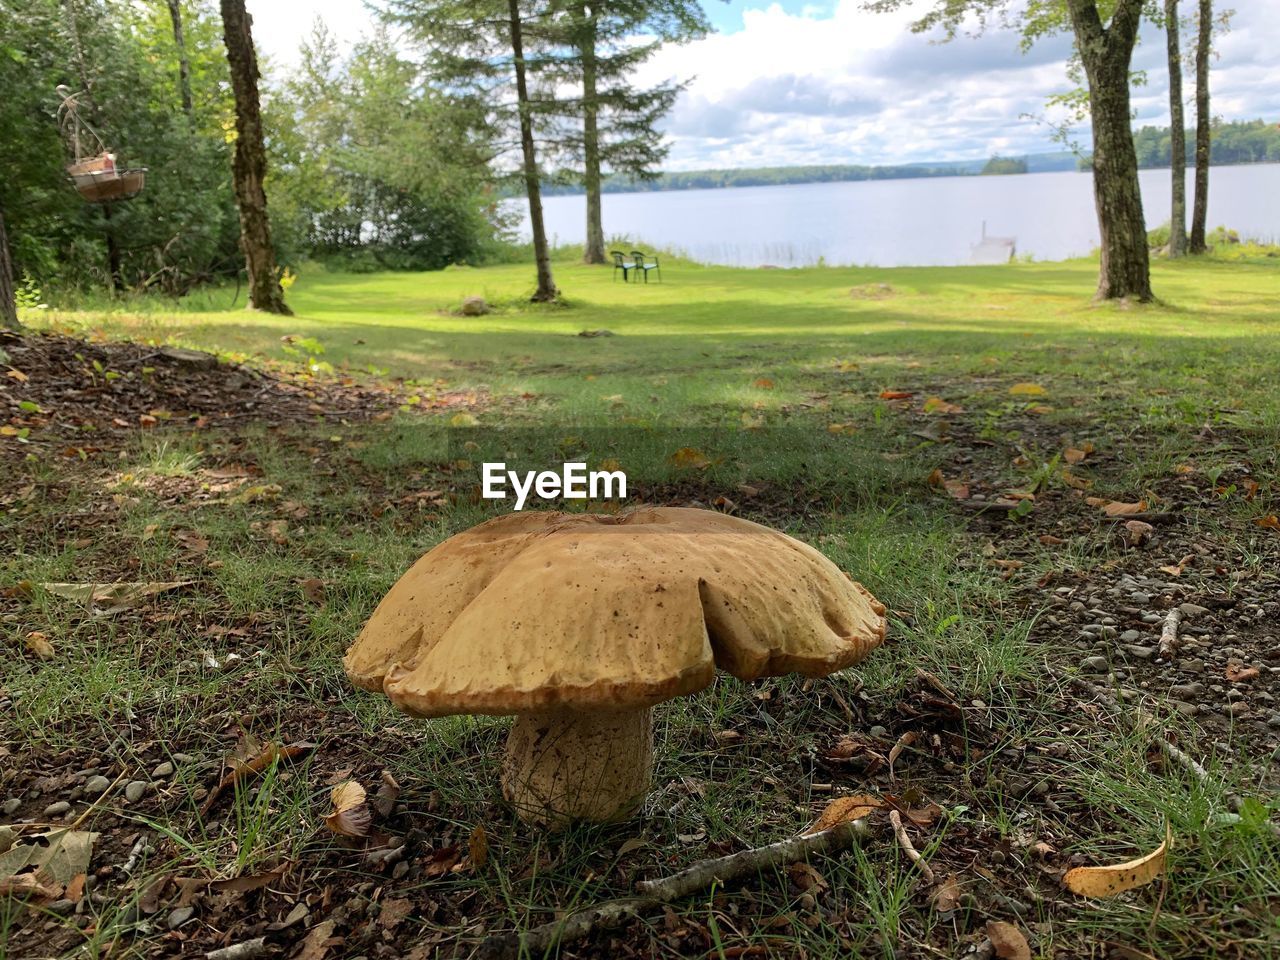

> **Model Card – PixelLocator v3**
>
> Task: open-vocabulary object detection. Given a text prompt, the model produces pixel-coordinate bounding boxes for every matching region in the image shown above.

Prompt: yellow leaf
[669,447,711,470]
[922,396,963,415]
[1009,382,1047,396]
[0,426,18,436]
[827,422,855,434]
[5,368,28,382]
[25,631,55,660]
[741,412,764,429]
[802,794,883,835]
[324,781,370,838]
[597,458,622,472]
[449,412,479,427]
[1063,826,1170,898]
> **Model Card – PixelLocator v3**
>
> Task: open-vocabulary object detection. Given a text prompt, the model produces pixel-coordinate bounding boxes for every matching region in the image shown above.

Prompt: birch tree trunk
[220,0,291,314]
[1189,0,1211,254]
[1165,0,1186,257]
[508,0,559,301]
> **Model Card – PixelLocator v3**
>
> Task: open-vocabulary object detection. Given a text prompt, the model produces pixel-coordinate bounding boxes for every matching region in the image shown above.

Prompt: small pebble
[1,798,20,815]
[869,725,888,738]
[151,762,175,779]
[84,775,111,794]
[43,801,71,817]
[1267,713,1280,729]
[1131,591,1152,604]
[1120,630,1142,643]
[1172,700,1200,716]
[125,781,147,804]
[1180,659,1205,674]
[1226,702,1250,718]
[1122,645,1157,659]
[1081,655,1109,673]
[167,906,195,930]
[1171,683,1205,698]
[1180,603,1211,617]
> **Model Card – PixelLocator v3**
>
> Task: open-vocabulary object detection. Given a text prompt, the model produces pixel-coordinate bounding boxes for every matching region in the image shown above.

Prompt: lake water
[523,163,1280,267]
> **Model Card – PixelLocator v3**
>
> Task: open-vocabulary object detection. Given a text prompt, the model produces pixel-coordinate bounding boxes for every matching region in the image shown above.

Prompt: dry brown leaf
[207,866,287,895]
[803,794,883,835]
[373,770,401,817]
[753,378,775,389]
[943,478,970,500]
[0,829,97,890]
[200,741,315,815]
[1086,497,1148,517]
[879,390,914,400]
[932,874,962,913]
[986,920,1032,960]
[669,447,711,470]
[1225,661,1260,683]
[888,731,918,780]
[298,578,326,604]
[1064,447,1088,464]
[468,824,489,870]
[1039,534,1065,546]
[38,580,192,613]
[324,781,371,838]
[294,918,339,960]
[1254,515,1280,531]
[378,897,414,930]
[1063,826,1170,898]
[0,874,60,899]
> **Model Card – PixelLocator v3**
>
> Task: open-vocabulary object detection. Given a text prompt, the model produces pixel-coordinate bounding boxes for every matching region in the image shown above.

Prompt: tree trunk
[1189,0,1211,253]
[1165,0,1186,257]
[0,206,19,331]
[167,0,195,122]
[220,0,291,314]
[1068,0,1152,301]
[507,0,558,302]
[580,7,606,265]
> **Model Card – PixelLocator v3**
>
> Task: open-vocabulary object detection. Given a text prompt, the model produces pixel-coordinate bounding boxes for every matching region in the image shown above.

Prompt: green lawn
[4,253,1279,959]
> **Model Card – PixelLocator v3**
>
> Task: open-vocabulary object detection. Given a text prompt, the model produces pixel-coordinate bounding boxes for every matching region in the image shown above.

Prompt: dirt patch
[0,330,482,460]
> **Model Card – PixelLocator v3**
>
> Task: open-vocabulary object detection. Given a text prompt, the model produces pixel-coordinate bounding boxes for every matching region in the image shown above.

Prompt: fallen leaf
[294,918,338,960]
[325,781,371,838]
[449,412,479,427]
[1039,534,1065,545]
[787,861,827,892]
[879,390,914,400]
[1008,382,1047,396]
[200,742,315,815]
[38,581,192,613]
[986,920,1032,960]
[0,874,60,899]
[669,447,711,470]
[298,578,326,604]
[372,770,401,817]
[1086,498,1148,517]
[423,845,463,878]
[803,794,883,835]
[753,378,775,389]
[888,731,919,780]
[0,830,98,892]
[1063,826,1170,898]
[1064,447,1089,464]
[5,368,28,382]
[208,866,287,895]
[922,396,963,414]
[230,483,282,504]
[1254,515,1280,531]
[468,824,489,870]
[24,631,54,660]
[944,479,970,500]
[932,874,962,912]
[1225,661,1260,683]
[378,897,413,930]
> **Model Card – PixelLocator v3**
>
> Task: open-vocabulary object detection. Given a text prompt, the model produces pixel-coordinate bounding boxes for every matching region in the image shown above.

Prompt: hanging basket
[57,87,146,204]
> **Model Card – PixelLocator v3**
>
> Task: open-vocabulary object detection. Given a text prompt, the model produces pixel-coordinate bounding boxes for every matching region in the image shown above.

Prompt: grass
[3,251,1279,958]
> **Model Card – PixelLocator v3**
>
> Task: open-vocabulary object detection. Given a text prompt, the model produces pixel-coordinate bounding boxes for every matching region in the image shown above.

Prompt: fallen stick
[205,937,269,960]
[1156,609,1183,661]
[473,820,869,960]
[888,809,935,883]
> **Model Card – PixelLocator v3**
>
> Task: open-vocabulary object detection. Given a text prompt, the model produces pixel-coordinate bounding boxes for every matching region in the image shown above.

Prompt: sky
[246,0,1280,171]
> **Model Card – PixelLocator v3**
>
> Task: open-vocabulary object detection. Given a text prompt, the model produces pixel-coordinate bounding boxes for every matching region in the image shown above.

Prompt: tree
[1164,0,1185,256]
[549,0,707,264]
[384,0,559,301]
[166,0,196,122]
[867,0,1153,301]
[220,0,291,313]
[508,0,558,299]
[0,206,18,331]
[1188,0,1211,253]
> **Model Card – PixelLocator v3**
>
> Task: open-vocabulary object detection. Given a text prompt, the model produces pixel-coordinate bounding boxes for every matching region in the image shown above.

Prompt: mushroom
[344,507,886,828]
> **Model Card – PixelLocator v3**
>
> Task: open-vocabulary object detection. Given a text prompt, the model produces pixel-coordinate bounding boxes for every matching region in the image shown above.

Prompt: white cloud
[248,0,1280,168]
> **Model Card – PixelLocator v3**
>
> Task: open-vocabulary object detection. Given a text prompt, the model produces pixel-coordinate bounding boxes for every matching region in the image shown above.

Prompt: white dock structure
[970,221,1017,264]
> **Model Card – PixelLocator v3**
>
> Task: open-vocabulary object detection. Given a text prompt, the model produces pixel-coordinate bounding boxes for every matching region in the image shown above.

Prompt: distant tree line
[1129,118,1280,168]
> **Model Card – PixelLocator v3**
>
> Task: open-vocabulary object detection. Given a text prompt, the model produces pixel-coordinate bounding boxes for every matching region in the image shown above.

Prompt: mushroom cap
[344,507,886,718]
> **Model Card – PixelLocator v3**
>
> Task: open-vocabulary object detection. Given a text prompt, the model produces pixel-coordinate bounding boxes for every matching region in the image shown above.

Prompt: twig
[473,821,868,960]
[1156,609,1183,661]
[888,810,935,883]
[205,937,269,960]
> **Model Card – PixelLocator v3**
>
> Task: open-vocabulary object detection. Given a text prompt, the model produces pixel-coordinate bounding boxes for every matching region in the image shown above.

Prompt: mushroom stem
[502,707,653,828]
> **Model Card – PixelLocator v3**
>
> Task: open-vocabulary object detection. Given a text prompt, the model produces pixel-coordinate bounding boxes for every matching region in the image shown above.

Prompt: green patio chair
[630,250,662,283]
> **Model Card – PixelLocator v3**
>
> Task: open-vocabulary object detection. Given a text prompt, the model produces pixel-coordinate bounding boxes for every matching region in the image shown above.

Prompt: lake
[523,163,1280,267]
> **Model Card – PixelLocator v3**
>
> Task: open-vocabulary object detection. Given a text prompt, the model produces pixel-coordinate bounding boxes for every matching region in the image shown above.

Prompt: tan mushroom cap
[344,507,887,719]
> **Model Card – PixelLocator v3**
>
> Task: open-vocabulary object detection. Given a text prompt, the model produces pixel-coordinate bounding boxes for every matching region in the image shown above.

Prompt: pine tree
[385,0,559,301]
[543,0,708,264]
